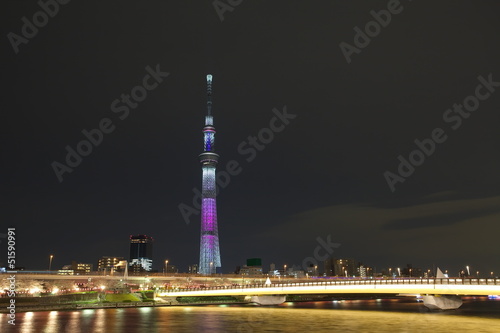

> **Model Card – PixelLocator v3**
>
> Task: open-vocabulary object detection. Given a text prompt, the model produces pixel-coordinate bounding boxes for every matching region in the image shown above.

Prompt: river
[1,297,499,332]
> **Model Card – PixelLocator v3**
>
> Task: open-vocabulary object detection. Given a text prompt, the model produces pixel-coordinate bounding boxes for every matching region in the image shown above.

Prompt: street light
[314,265,318,276]
[284,264,287,276]
[409,268,412,277]
[210,262,213,275]
[49,255,54,271]
[165,260,169,276]
[389,268,392,277]
[397,267,401,277]
[466,265,470,276]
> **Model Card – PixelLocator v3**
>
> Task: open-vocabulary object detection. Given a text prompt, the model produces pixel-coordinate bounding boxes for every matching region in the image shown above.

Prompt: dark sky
[2,1,500,276]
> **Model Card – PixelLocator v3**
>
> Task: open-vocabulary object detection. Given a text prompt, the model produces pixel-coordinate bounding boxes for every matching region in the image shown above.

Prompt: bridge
[158,278,500,310]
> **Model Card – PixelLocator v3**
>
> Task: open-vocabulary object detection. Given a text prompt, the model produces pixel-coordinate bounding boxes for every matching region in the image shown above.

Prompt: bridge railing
[165,278,500,293]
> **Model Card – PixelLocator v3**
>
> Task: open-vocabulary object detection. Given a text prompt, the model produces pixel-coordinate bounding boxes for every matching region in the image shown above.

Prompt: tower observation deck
[198,74,221,275]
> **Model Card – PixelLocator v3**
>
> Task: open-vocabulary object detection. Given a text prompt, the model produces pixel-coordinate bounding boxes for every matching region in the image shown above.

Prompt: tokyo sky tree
[198,74,221,275]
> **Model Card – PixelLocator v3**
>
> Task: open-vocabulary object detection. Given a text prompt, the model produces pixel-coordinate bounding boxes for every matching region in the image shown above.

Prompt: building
[97,256,125,272]
[60,261,92,275]
[305,264,318,276]
[401,264,422,277]
[129,235,153,272]
[240,258,263,276]
[358,265,367,278]
[286,264,306,278]
[198,74,222,275]
[188,264,198,274]
[240,266,263,276]
[324,259,334,276]
[324,258,357,277]
[58,265,74,275]
[335,258,357,276]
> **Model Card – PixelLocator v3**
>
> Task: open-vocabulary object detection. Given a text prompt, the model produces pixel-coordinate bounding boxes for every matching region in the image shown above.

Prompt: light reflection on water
[1,298,499,333]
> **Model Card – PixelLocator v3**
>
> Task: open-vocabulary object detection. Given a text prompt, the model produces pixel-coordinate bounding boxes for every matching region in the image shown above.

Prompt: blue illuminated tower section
[198,74,221,275]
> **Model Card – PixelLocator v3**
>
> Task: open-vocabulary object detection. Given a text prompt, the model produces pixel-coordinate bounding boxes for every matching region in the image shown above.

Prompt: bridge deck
[159,278,500,297]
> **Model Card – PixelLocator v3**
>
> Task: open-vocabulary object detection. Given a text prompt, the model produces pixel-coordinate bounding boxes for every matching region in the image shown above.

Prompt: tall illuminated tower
[198,74,221,275]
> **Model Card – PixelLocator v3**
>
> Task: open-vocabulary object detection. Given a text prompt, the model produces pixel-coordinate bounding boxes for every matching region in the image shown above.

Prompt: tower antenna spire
[205,74,213,125]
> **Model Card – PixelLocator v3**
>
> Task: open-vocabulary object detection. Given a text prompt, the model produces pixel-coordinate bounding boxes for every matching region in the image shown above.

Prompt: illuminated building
[324,258,357,277]
[129,235,153,272]
[97,256,125,272]
[358,265,367,278]
[63,261,93,274]
[198,74,222,275]
[58,266,74,275]
[188,264,198,274]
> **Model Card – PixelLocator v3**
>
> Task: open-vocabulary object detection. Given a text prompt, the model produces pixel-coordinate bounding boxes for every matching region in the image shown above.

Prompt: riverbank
[0,300,254,313]
[0,293,249,313]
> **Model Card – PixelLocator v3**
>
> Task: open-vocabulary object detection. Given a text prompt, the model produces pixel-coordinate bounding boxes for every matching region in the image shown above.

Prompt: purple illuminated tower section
[198,74,221,275]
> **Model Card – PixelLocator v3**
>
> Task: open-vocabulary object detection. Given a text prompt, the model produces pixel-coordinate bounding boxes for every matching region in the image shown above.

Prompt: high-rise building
[358,265,367,278]
[324,258,357,277]
[129,235,153,272]
[97,256,124,272]
[198,74,222,275]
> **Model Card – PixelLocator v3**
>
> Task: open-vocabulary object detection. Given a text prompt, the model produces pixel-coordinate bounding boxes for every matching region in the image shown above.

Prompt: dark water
[1,298,499,332]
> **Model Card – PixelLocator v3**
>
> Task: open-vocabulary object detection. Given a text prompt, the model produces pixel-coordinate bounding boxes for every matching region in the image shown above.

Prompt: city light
[49,254,54,271]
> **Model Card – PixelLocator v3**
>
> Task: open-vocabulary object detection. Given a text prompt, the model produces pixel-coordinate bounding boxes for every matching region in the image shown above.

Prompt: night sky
[2,1,500,276]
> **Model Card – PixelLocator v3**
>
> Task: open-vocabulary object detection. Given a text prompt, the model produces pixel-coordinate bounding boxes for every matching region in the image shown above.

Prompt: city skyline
[8,230,496,279]
[2,1,500,278]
